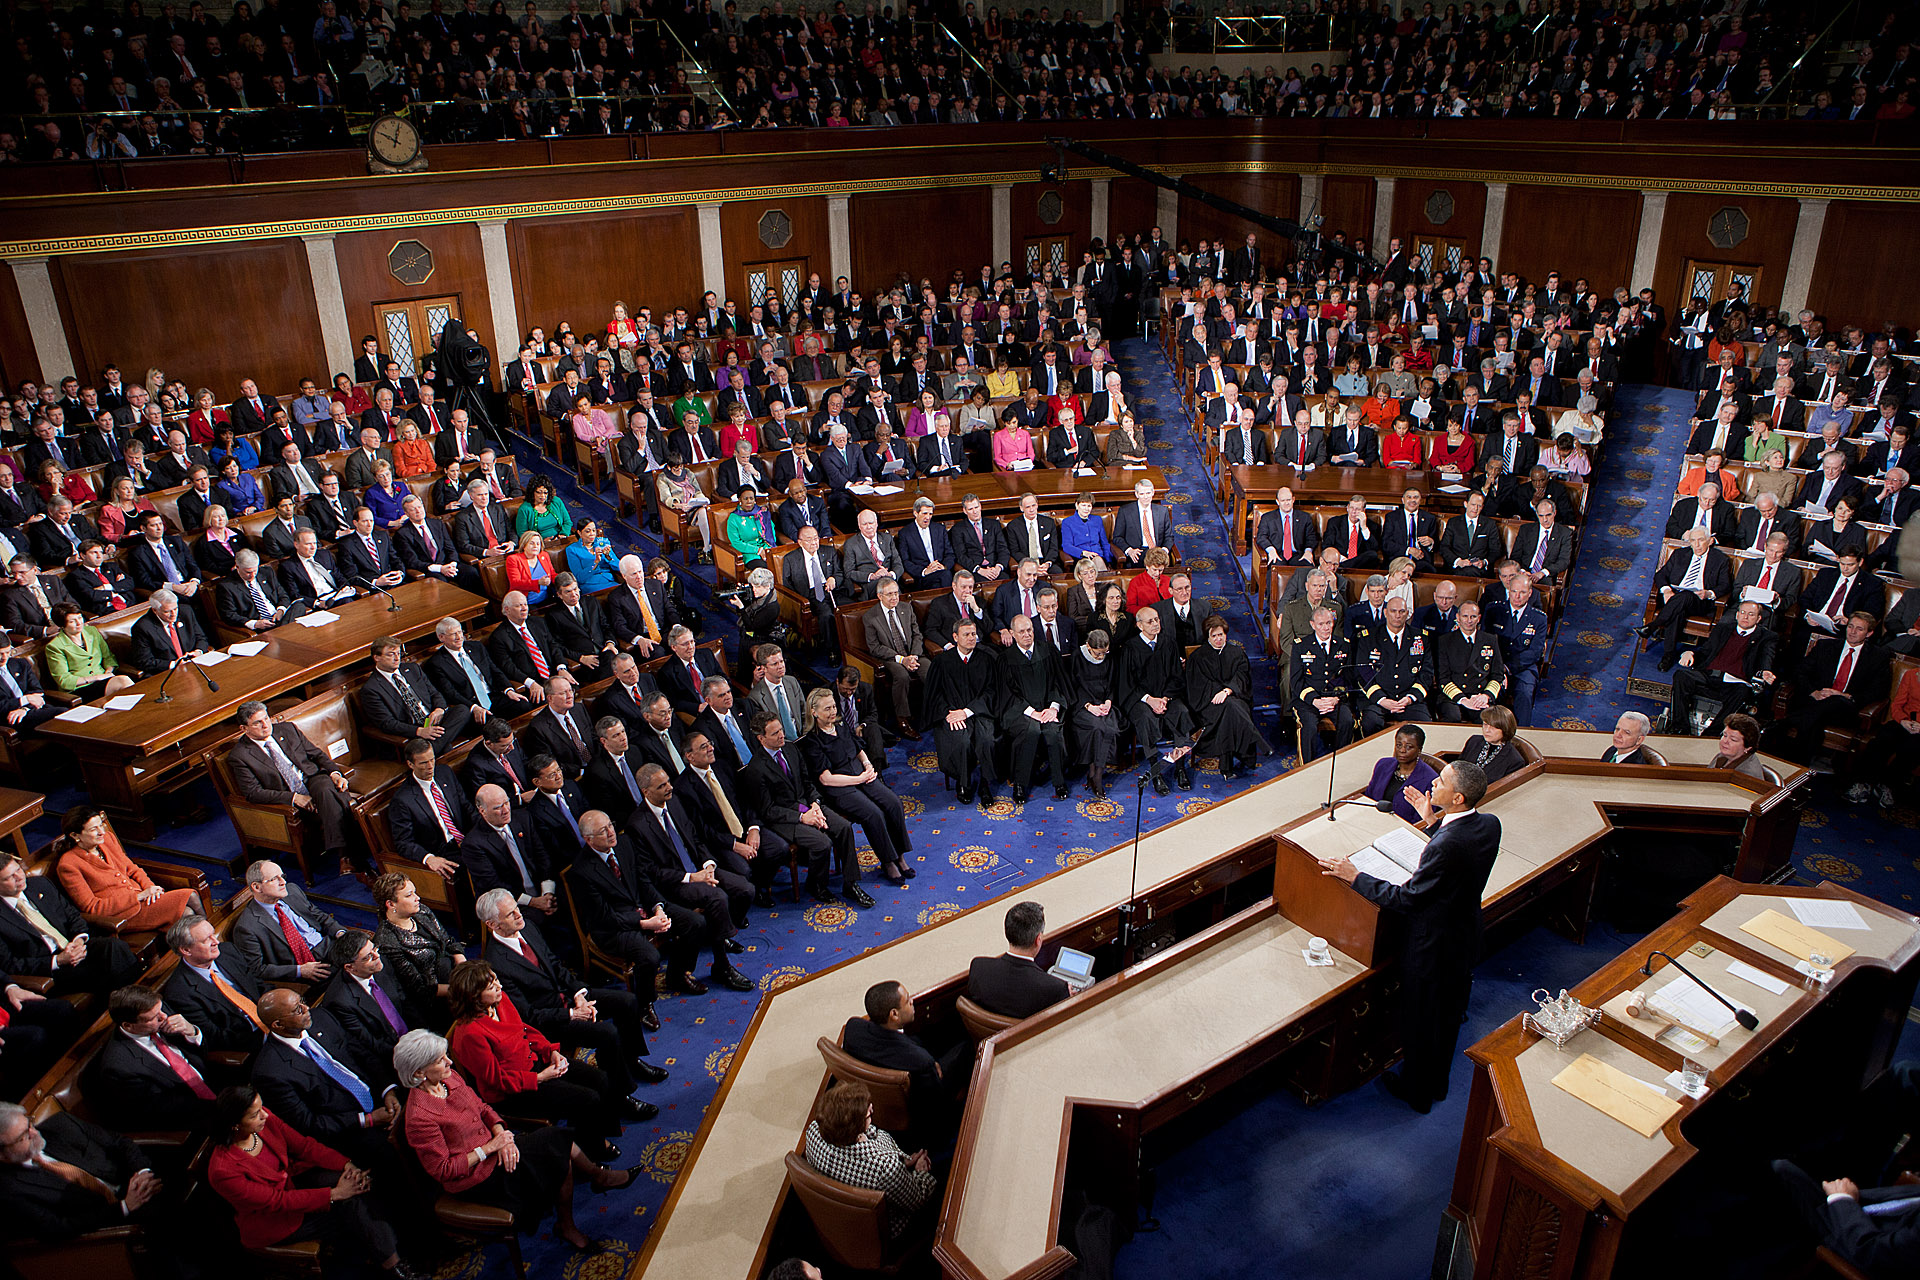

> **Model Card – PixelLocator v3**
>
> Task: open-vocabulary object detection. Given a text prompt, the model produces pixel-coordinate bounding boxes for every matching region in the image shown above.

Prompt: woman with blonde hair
[799,687,911,888]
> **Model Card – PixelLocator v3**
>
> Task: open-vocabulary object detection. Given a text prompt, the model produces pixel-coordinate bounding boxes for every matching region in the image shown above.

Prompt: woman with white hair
[735,564,782,680]
[395,1028,632,1252]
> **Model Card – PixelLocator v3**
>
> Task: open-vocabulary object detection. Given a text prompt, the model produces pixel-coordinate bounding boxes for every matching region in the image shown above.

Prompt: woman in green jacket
[513,476,574,540]
[45,602,134,698]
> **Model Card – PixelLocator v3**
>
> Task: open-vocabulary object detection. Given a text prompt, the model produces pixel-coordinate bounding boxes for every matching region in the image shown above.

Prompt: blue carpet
[31,341,1917,1279]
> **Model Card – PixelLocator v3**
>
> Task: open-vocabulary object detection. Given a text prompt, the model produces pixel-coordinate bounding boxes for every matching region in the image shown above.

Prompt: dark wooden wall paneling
[1495,185,1641,295]
[0,267,42,390]
[849,188,993,293]
[1009,179,1092,267]
[719,196,829,308]
[1318,176,1376,248]
[1107,177,1161,243]
[52,242,322,394]
[1388,178,1488,262]
[1805,201,1920,332]
[1650,193,1799,314]
[508,209,703,338]
[334,223,497,372]
[1175,174,1303,268]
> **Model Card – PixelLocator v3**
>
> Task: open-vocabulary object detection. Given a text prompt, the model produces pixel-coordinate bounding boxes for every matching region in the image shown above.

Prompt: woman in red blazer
[397,1028,630,1250]
[445,962,632,1162]
[208,1085,417,1276]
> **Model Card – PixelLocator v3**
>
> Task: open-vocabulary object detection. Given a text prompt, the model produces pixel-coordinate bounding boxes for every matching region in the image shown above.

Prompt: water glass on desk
[1679,1058,1708,1095]
[1305,936,1331,966]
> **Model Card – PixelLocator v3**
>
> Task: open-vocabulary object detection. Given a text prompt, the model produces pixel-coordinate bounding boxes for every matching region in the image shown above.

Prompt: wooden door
[1680,260,1761,312]
[373,295,461,377]
[744,259,808,314]
[1411,235,1468,282]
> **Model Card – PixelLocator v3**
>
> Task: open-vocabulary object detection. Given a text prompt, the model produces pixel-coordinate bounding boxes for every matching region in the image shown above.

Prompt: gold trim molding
[1,161,1910,259]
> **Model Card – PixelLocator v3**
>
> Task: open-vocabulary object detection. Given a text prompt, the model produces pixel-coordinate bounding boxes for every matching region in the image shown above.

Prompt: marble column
[1777,198,1831,320]
[7,257,71,384]
[1090,177,1111,246]
[991,184,1012,270]
[477,219,520,363]
[1628,191,1668,293]
[827,194,851,286]
[1481,182,1509,266]
[697,201,726,298]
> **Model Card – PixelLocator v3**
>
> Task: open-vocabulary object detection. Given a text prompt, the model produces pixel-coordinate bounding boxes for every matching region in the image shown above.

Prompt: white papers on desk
[294,610,340,627]
[1331,453,1362,465]
[1649,974,1741,1039]
[1009,460,1035,472]
[229,640,269,657]
[1074,466,1097,477]
[1121,464,1148,471]
[192,650,230,666]
[1437,483,1471,494]
[54,705,105,723]
[1741,586,1779,606]
[1798,503,1830,519]
[1786,897,1870,931]
[869,484,905,494]
[845,481,875,493]
[104,694,143,711]
[1348,826,1428,886]
[1725,958,1791,996]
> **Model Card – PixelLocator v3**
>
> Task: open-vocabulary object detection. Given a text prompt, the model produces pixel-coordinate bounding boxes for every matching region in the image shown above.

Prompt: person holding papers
[1667,600,1777,734]
[1800,550,1886,646]
[1766,612,1893,763]
[1318,760,1500,1114]
[279,529,356,606]
[1805,493,1872,563]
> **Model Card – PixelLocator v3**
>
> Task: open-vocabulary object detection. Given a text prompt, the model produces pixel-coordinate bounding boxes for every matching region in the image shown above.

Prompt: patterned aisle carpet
[23,346,1915,1280]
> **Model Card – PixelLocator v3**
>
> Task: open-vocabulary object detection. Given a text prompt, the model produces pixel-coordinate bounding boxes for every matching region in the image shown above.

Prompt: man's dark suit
[322,965,413,1069]
[358,662,472,746]
[593,677,660,733]
[545,595,616,665]
[278,548,349,604]
[1111,502,1175,557]
[129,607,209,676]
[463,809,550,906]
[1348,810,1502,1109]
[27,515,98,568]
[840,1014,967,1144]
[213,571,299,630]
[393,517,459,574]
[626,794,751,937]
[966,952,1069,1019]
[124,533,200,592]
[608,579,679,650]
[229,886,345,985]
[898,519,956,590]
[160,954,267,1052]
[225,721,354,854]
[525,782,592,866]
[336,528,401,582]
[1669,616,1778,731]
[250,1019,391,1164]
[1770,638,1894,760]
[740,742,847,892]
[0,1112,151,1241]
[1510,521,1575,577]
[1664,497,1739,546]
[423,641,517,716]
[568,840,708,991]
[1803,567,1887,623]
[1772,1159,1920,1277]
[0,574,76,637]
[487,615,567,689]
[948,515,1011,578]
[484,917,649,1091]
[657,646,725,717]
[451,501,516,557]
[385,768,470,866]
[525,703,597,778]
[0,874,140,993]
[84,1024,217,1131]
[268,458,328,503]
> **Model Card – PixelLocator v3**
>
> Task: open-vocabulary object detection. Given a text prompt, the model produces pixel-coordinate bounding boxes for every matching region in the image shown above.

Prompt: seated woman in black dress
[1184,614,1266,779]
[1454,704,1527,783]
[1066,628,1121,798]
[372,871,466,1028]
[396,1029,630,1253]
[799,687,913,886]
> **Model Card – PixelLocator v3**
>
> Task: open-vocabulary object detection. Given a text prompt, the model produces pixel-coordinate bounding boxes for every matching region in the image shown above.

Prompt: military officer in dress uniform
[1290,603,1353,761]
[1434,601,1508,722]
[1484,576,1550,725]
[1356,598,1433,734]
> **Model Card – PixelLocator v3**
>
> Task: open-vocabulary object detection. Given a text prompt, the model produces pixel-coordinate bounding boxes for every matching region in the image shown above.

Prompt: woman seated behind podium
[45,601,133,698]
[505,530,556,605]
[207,1085,420,1279]
[1454,704,1527,784]
[992,410,1037,472]
[55,806,204,933]
[804,1081,938,1239]
[1712,713,1768,780]
[1365,724,1440,825]
[397,1029,632,1252]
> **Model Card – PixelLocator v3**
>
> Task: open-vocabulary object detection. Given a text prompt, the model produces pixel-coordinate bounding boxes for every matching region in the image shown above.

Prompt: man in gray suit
[862,578,926,736]
[748,643,809,741]
[842,509,905,599]
[227,858,346,989]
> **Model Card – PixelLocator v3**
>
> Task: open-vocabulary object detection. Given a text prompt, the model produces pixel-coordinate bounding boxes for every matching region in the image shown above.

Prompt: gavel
[1625,990,1722,1047]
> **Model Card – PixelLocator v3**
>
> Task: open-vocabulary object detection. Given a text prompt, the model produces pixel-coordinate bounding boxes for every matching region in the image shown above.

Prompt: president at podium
[1318,760,1500,1114]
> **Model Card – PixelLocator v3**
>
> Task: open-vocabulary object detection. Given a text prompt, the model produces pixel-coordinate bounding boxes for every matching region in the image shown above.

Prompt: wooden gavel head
[1625,991,1650,1019]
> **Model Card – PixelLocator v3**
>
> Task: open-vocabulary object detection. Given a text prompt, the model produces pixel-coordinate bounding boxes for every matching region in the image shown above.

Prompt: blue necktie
[659,809,696,875]
[773,684,797,739]
[722,714,750,762]
[457,649,492,712]
[302,1037,375,1111]
[617,756,641,802]
[554,792,580,841]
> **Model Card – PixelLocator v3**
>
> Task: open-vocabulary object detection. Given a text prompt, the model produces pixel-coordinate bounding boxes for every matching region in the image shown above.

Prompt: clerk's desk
[932,734,1811,1280]
[630,724,1808,1280]
[1447,877,1920,1280]
[34,579,488,833]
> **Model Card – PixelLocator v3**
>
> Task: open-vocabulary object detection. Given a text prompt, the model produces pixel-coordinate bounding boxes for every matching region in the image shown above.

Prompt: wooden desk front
[35,579,488,823]
[1448,878,1920,1280]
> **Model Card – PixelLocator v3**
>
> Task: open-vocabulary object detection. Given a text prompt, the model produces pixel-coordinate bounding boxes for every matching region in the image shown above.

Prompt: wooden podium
[1445,877,1920,1280]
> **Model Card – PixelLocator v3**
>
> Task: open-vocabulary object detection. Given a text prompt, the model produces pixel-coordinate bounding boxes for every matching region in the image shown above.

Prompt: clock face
[369,115,421,167]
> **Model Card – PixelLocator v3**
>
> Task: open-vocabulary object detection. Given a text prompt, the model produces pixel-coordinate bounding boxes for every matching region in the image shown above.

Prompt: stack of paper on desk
[1347,826,1428,886]
[1740,909,1855,964]
[1552,1053,1683,1137]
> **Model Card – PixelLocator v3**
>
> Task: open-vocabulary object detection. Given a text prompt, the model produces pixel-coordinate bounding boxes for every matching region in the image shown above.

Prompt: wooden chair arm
[1814,1246,1873,1280]
[12,974,53,993]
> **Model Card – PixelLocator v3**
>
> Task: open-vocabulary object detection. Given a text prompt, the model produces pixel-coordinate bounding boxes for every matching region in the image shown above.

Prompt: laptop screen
[1052,947,1094,982]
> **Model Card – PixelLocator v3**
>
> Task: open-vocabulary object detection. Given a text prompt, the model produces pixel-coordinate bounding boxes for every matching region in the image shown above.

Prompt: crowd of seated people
[3,0,1909,160]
